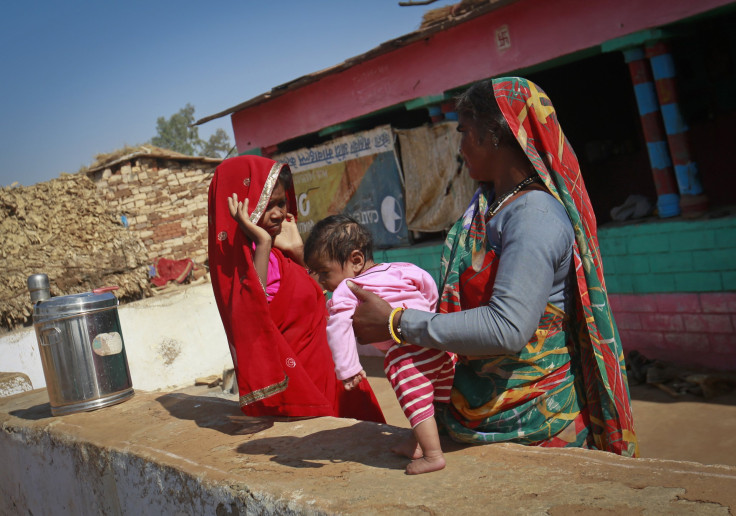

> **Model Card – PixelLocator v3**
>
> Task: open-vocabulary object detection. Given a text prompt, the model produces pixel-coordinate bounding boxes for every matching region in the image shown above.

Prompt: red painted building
[199,0,736,371]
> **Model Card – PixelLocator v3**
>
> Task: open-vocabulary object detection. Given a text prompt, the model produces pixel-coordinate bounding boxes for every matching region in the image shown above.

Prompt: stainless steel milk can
[28,275,134,416]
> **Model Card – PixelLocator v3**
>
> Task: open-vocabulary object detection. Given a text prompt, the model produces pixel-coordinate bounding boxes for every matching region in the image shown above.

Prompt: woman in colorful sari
[349,77,638,456]
[208,155,385,423]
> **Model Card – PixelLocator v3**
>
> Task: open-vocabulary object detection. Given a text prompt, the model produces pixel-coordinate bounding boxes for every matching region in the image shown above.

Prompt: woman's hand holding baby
[348,281,394,344]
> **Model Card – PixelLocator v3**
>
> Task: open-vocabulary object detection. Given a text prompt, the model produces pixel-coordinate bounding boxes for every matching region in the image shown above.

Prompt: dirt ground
[359,356,736,467]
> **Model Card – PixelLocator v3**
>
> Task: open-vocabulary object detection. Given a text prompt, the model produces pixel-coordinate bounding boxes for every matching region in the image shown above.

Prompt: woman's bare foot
[391,436,423,459]
[406,453,446,475]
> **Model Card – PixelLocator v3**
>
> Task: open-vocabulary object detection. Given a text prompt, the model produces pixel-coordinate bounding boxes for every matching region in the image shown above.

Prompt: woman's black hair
[304,214,374,268]
[455,79,517,149]
[277,164,293,191]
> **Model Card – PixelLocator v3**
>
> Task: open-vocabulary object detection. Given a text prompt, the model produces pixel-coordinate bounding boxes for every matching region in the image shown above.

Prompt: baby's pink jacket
[326,262,438,381]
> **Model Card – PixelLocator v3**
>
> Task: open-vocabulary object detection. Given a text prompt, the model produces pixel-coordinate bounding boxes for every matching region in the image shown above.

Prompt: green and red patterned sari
[437,77,638,457]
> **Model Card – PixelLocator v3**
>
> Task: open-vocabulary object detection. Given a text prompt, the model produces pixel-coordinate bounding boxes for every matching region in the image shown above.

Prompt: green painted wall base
[598,215,736,294]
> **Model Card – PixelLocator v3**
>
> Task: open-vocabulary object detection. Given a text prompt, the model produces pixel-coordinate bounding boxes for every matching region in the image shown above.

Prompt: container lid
[33,291,118,322]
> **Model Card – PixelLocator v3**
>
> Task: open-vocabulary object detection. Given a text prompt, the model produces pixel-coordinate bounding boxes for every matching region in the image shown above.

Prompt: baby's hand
[342,370,367,391]
[227,193,270,245]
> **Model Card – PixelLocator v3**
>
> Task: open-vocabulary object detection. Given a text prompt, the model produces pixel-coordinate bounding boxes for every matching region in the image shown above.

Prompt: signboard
[274,125,409,248]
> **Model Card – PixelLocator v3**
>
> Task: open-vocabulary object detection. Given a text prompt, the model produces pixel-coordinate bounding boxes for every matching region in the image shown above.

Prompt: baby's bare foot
[405,454,446,475]
[391,438,422,459]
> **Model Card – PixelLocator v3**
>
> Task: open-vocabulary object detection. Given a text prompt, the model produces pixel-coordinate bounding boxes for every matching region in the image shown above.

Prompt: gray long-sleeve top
[401,190,575,356]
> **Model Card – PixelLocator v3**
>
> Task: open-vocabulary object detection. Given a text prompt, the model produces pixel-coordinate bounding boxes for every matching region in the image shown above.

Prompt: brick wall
[89,157,217,267]
[598,216,736,370]
[610,292,736,371]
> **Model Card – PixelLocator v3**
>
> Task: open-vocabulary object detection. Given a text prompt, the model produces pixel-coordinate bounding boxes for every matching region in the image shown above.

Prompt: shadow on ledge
[156,392,275,436]
[235,422,413,471]
[10,402,53,421]
[154,391,455,471]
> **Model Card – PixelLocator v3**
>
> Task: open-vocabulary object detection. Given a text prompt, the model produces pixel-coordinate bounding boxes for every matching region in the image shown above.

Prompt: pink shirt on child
[326,262,438,381]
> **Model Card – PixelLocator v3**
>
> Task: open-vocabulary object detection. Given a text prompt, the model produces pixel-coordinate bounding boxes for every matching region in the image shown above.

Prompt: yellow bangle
[388,307,405,344]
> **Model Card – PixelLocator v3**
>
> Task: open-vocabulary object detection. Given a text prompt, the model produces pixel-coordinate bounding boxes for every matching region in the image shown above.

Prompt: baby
[304,214,456,475]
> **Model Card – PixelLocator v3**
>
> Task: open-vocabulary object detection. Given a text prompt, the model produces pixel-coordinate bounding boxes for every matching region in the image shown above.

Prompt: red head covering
[208,155,296,241]
[208,155,384,421]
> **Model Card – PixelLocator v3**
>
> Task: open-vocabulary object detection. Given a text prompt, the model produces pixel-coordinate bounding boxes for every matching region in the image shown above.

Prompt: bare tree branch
[398,0,439,6]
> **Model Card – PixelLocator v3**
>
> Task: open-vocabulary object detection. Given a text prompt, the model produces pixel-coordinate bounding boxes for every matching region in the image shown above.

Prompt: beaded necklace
[486,175,540,218]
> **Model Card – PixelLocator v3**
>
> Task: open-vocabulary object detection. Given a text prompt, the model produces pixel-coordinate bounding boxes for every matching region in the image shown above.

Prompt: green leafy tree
[151,104,233,158]
[151,103,201,155]
[199,128,234,158]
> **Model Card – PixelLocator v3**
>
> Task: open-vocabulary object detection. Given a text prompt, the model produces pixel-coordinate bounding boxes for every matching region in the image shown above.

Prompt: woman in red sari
[208,155,385,422]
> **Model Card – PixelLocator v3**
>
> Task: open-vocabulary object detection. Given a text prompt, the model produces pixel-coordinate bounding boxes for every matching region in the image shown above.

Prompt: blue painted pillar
[623,47,681,218]
[646,41,709,215]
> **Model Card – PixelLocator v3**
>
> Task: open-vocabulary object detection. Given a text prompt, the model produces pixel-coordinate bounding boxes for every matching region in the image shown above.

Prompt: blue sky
[0,0,456,187]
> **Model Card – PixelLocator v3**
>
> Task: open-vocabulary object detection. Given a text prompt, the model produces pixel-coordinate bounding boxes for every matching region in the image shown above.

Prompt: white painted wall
[0,327,45,389]
[0,284,233,392]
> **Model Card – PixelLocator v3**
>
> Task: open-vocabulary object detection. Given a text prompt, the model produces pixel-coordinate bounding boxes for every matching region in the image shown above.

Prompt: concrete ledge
[0,372,32,398]
[2,388,736,515]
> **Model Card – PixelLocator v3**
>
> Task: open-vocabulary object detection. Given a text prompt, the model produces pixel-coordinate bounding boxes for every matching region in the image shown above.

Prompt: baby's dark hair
[304,214,374,268]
